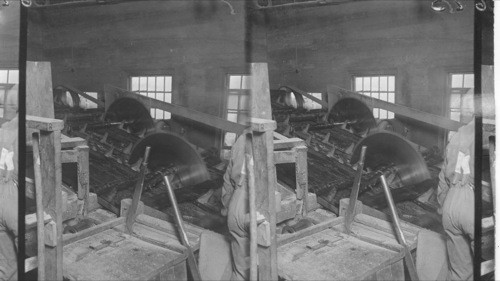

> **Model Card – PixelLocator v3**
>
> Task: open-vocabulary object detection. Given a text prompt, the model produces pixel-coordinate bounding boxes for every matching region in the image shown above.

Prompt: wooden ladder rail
[25,115,65,280]
[250,118,278,280]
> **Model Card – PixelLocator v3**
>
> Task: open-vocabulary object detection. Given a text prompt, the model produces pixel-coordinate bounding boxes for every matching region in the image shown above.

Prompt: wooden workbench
[277,218,405,280]
[62,216,188,281]
[276,214,426,280]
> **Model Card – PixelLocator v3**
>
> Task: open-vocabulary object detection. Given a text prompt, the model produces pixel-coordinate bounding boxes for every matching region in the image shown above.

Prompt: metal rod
[32,133,45,281]
[345,145,367,234]
[163,174,202,281]
[247,150,258,280]
[380,175,406,244]
[380,174,419,281]
[125,146,151,234]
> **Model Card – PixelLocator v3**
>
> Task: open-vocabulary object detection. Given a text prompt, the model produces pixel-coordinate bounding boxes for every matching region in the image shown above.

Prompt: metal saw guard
[129,131,210,188]
[351,131,431,187]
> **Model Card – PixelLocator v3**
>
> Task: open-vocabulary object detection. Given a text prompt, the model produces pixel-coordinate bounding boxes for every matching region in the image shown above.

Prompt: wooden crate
[277,217,405,280]
[62,217,188,281]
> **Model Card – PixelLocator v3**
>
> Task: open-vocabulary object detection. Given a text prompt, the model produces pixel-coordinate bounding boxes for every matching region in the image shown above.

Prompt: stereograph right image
[12,0,496,280]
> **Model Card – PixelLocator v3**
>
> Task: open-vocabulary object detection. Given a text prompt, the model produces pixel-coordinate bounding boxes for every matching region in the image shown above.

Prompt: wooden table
[62,217,188,281]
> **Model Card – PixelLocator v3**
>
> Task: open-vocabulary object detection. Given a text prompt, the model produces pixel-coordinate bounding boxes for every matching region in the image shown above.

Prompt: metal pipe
[380,174,419,281]
[345,145,367,234]
[125,146,151,234]
[32,133,45,281]
[163,174,202,281]
[380,175,405,244]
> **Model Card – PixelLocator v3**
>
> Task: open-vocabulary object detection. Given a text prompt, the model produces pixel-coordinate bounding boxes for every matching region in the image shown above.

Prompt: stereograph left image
[0,0,496,280]
[20,0,249,280]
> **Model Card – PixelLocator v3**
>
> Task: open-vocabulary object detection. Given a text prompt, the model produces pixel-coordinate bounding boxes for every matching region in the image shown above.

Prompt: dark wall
[0,2,20,67]
[27,1,246,149]
[256,1,474,149]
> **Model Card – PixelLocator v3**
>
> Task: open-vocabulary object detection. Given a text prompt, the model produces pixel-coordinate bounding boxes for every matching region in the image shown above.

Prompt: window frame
[222,73,251,149]
[446,72,474,141]
[447,72,474,122]
[351,73,397,119]
[0,68,19,119]
[128,74,174,120]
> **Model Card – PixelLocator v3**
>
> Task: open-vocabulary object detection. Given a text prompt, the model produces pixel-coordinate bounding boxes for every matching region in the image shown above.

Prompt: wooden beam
[103,85,246,134]
[25,212,52,230]
[135,214,202,250]
[273,150,296,164]
[251,117,277,132]
[27,62,55,119]
[481,260,494,276]
[482,216,494,232]
[277,217,344,247]
[273,137,305,150]
[251,63,272,119]
[25,257,38,273]
[316,196,339,214]
[273,132,288,140]
[61,136,87,149]
[26,115,64,132]
[56,84,105,107]
[61,149,78,163]
[26,136,86,151]
[294,146,308,216]
[251,119,278,281]
[327,85,464,131]
[279,85,328,108]
[38,128,63,280]
[62,217,125,245]
[76,146,90,216]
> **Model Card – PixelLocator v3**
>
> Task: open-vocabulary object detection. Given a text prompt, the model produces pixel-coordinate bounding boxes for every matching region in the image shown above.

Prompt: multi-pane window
[0,69,19,118]
[449,73,474,122]
[448,73,474,140]
[353,75,395,119]
[224,74,250,147]
[130,76,172,120]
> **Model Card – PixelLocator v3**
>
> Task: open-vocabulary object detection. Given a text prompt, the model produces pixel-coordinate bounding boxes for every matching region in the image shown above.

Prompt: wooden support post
[40,129,63,281]
[76,145,90,217]
[250,63,272,120]
[27,115,64,281]
[26,62,55,119]
[251,118,278,281]
[294,146,308,216]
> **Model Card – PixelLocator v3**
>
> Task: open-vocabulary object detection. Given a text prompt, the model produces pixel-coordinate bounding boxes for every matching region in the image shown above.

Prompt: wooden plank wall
[255,1,474,150]
[27,1,247,149]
